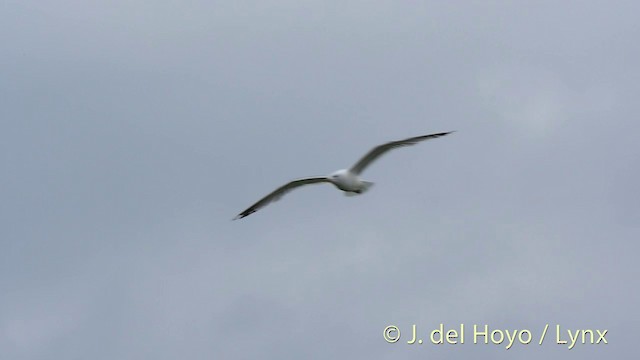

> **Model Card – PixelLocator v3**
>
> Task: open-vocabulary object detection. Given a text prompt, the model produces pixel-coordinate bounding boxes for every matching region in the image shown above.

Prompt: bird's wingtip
[233,212,251,220]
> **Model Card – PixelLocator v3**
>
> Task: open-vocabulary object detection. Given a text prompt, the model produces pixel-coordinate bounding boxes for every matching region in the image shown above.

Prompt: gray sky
[1,1,638,359]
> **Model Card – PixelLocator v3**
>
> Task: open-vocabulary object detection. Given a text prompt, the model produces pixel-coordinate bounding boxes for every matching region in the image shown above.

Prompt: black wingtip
[434,130,455,138]
[233,208,256,221]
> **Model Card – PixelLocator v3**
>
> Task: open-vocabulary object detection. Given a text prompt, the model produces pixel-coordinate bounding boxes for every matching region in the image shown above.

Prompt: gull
[234,131,454,220]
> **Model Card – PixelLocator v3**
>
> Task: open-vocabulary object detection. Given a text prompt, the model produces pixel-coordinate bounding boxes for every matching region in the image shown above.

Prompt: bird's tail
[360,181,374,193]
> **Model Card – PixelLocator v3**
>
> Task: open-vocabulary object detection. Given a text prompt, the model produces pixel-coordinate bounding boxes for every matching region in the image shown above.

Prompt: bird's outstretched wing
[349,131,454,175]
[233,177,331,220]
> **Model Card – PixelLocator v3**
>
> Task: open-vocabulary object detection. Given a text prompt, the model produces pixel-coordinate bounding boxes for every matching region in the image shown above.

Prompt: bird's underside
[233,130,454,220]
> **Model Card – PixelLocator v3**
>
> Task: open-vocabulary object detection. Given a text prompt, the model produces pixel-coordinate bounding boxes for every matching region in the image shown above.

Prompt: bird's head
[328,169,348,182]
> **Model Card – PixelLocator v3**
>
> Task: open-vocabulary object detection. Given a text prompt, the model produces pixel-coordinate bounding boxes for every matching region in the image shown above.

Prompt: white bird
[234,131,454,220]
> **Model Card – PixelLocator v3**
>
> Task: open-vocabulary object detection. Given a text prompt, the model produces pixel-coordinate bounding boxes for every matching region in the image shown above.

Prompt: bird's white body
[234,131,453,219]
[328,169,373,194]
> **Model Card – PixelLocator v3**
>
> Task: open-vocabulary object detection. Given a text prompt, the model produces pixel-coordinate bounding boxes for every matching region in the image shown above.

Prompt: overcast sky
[1,1,638,359]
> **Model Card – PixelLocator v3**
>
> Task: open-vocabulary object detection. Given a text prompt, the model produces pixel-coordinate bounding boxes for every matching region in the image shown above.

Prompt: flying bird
[234,131,454,220]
